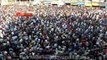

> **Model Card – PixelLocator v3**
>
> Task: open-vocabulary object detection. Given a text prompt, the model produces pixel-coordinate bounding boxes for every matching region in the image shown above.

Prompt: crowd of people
[0,4,107,59]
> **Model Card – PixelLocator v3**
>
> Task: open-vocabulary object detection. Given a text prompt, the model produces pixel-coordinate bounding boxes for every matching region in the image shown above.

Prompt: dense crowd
[0,5,107,59]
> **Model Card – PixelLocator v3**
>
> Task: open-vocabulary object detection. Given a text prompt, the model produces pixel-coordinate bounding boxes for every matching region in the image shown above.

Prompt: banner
[77,0,85,6]
[100,0,105,2]
[71,0,78,5]
[85,2,92,6]
[32,0,41,5]
[63,0,72,3]
[92,0,100,6]
[1,0,8,5]
[8,0,15,5]
[92,2,100,6]
[92,0,100,2]
[51,0,59,4]
[78,0,84,2]
[1,0,15,5]
[100,1,107,6]
[85,0,92,6]
[8,0,15,2]
[85,0,92,2]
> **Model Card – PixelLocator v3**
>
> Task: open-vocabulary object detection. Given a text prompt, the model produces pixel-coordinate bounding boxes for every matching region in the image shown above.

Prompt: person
[0,4,107,59]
